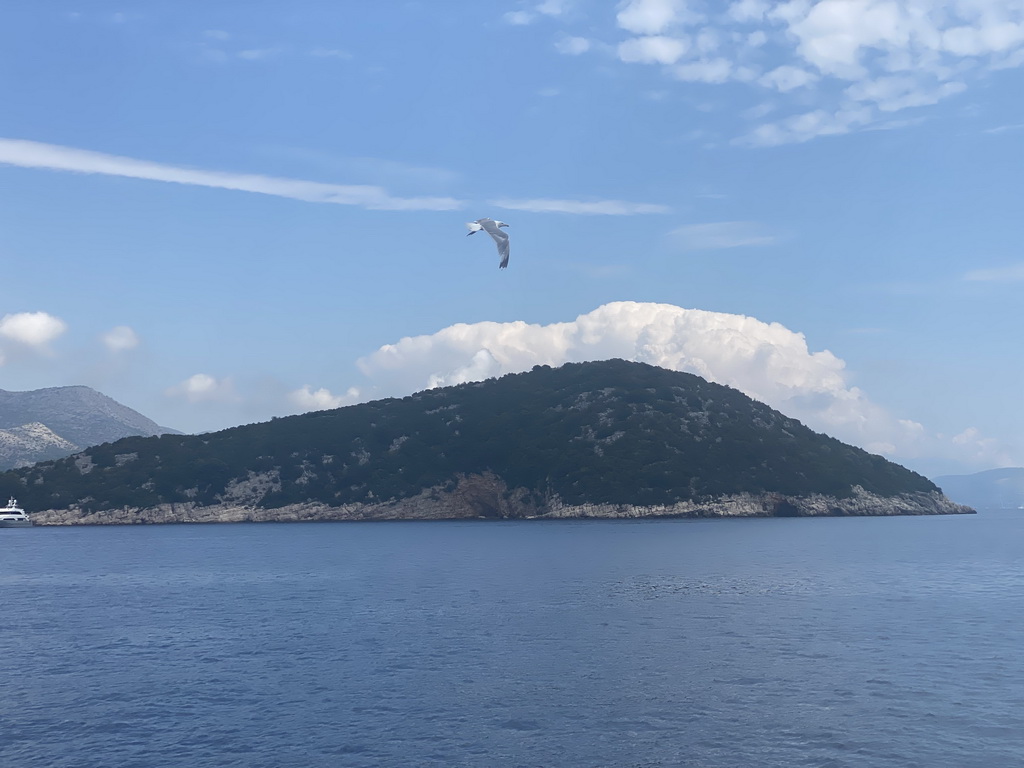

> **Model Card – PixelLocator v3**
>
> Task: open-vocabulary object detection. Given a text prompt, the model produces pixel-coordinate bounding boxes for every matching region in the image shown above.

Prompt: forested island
[0,360,972,524]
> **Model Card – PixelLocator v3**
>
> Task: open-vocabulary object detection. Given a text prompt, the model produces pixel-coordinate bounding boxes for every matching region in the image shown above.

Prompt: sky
[1,0,1022,478]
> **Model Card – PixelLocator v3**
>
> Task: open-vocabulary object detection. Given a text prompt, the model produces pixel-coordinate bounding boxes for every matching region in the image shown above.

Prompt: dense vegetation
[0,360,937,513]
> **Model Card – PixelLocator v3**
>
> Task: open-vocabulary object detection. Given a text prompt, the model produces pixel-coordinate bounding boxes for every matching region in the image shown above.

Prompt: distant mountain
[0,386,178,470]
[933,468,1024,509]
[2,360,971,524]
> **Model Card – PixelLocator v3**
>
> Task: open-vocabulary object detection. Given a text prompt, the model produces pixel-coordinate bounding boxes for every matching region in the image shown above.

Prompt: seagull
[466,218,510,269]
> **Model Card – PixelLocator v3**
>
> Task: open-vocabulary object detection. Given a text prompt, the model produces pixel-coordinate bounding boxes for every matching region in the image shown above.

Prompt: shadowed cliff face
[3,360,962,523]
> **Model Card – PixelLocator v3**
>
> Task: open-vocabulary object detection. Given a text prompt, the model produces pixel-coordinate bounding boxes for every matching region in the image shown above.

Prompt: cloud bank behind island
[317,301,1009,472]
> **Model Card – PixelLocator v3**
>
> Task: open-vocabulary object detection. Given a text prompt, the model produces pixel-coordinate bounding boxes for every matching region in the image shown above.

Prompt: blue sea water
[2,511,1023,768]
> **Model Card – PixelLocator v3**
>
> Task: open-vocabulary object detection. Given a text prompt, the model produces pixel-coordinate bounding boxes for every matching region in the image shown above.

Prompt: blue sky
[1,0,1022,477]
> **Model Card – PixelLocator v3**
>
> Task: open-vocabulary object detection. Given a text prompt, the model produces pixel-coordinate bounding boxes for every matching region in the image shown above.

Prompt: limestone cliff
[30,473,972,526]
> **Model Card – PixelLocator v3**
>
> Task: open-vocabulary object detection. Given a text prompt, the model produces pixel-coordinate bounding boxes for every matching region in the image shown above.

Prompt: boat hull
[0,519,33,528]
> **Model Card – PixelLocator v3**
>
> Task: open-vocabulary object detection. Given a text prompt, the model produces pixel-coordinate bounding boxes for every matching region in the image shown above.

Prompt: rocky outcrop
[29,473,973,525]
[0,423,79,468]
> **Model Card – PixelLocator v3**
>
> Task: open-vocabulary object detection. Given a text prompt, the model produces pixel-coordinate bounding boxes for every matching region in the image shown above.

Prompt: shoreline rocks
[30,474,974,526]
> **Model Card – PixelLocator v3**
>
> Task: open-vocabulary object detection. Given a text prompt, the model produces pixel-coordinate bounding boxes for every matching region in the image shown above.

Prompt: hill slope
[0,386,177,470]
[1,361,970,523]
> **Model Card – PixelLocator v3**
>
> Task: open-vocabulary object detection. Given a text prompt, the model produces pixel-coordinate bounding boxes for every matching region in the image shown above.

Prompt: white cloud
[618,35,689,64]
[491,197,670,214]
[309,48,352,59]
[0,312,67,347]
[671,58,739,83]
[729,0,769,23]
[669,221,775,250]
[740,106,873,146]
[596,0,1024,144]
[950,427,1016,469]
[166,374,236,403]
[617,0,692,35]
[760,64,818,92]
[555,36,592,55]
[963,262,1024,282]
[343,301,1007,469]
[352,302,887,453]
[537,0,570,16]
[101,325,139,352]
[503,11,535,25]
[289,385,360,411]
[983,122,1024,134]
[237,48,281,60]
[504,1,570,26]
[0,138,463,211]
[846,75,966,112]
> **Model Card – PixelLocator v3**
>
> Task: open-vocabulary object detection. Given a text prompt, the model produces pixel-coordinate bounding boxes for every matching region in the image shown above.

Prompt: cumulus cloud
[491,197,670,215]
[617,0,692,35]
[341,301,1007,469]
[0,312,67,347]
[101,325,139,352]
[0,138,463,211]
[618,35,689,64]
[289,385,361,411]
[166,373,236,403]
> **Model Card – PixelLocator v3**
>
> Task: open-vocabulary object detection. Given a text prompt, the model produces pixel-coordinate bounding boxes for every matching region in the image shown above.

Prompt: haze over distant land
[933,468,1024,510]
[1,2,1022,478]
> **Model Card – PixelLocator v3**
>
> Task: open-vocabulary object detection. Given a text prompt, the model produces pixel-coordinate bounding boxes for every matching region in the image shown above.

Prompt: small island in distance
[1,360,972,524]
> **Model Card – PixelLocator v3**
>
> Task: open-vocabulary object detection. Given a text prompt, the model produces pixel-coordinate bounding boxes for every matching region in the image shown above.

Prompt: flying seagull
[466,218,510,269]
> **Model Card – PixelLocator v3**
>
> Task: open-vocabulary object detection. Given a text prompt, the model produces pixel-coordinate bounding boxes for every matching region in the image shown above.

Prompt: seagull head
[495,221,509,228]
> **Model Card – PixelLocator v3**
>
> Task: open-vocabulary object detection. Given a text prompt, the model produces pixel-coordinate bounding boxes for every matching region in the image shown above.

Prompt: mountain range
[0,386,177,470]
[2,360,971,524]
[933,468,1024,509]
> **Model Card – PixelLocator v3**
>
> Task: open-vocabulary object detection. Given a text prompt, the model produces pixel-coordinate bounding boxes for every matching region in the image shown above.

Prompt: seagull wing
[467,218,510,268]
[496,236,510,269]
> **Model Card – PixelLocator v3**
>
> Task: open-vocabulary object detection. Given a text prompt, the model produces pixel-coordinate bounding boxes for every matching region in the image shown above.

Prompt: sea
[2,510,1022,768]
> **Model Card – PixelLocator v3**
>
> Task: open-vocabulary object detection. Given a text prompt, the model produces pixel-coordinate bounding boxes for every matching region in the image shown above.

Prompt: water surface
[2,512,1022,767]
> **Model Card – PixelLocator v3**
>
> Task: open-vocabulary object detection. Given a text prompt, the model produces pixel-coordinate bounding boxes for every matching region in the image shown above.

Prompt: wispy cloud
[101,326,140,353]
[0,138,464,211]
[491,198,670,215]
[963,262,1024,282]
[503,0,571,25]
[983,122,1024,135]
[237,47,282,61]
[309,48,353,60]
[669,221,775,250]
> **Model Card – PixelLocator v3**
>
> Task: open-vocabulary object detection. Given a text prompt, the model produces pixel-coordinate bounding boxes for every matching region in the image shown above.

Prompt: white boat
[0,497,33,527]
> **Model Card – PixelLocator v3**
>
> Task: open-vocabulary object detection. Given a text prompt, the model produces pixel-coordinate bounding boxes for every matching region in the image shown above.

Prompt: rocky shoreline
[29,474,974,525]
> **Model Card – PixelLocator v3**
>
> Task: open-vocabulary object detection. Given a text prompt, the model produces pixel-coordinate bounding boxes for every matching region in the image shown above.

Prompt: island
[0,360,974,524]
